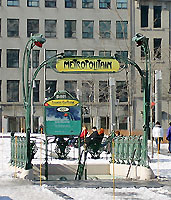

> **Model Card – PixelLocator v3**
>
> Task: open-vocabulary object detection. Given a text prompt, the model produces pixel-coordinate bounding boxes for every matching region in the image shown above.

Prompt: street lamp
[22,34,46,169]
[132,33,151,166]
[115,33,151,166]
[32,34,46,48]
[22,34,64,169]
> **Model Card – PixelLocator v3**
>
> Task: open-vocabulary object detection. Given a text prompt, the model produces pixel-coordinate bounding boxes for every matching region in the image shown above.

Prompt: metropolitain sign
[56,57,120,73]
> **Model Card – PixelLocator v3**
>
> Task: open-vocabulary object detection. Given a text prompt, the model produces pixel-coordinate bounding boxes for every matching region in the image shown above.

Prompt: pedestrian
[80,126,88,141]
[98,128,105,142]
[152,121,164,153]
[166,122,171,153]
[69,126,88,147]
[85,126,99,146]
[115,130,120,137]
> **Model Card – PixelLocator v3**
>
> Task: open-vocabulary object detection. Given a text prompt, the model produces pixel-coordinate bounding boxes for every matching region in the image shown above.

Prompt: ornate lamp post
[22,34,64,169]
[132,33,151,166]
[22,34,46,169]
[115,33,151,166]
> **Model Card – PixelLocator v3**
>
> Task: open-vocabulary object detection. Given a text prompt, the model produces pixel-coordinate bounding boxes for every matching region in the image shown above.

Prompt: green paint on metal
[112,136,146,166]
[11,136,37,168]
[115,34,151,167]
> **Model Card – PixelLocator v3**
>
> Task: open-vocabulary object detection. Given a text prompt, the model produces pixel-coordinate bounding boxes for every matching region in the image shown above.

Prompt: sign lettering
[56,57,119,73]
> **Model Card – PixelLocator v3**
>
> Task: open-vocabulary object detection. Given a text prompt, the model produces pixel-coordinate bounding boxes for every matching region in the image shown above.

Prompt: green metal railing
[10,134,148,172]
[112,135,147,167]
[11,136,37,168]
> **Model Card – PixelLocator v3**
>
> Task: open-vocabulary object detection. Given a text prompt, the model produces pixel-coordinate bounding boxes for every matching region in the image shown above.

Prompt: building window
[100,117,109,129]
[99,21,111,38]
[154,6,161,28]
[32,50,40,68]
[82,0,93,8]
[116,21,128,39]
[65,20,76,38]
[141,38,149,59]
[82,20,94,38]
[99,0,110,9]
[82,80,94,102]
[141,5,149,28]
[45,0,56,7]
[116,81,128,102]
[27,19,39,37]
[82,117,91,130]
[7,80,19,102]
[99,81,109,102]
[45,20,57,38]
[116,51,128,59]
[119,116,127,129]
[45,50,57,68]
[64,80,77,98]
[0,49,1,67]
[27,0,39,7]
[7,19,19,37]
[45,0,56,8]
[46,80,57,98]
[8,117,24,132]
[7,49,19,68]
[82,50,94,56]
[28,50,39,68]
[0,19,1,36]
[64,50,77,56]
[33,117,39,133]
[99,51,111,57]
[154,38,162,60]
[7,0,19,6]
[116,0,127,9]
[33,80,40,102]
[0,80,1,102]
[65,0,76,8]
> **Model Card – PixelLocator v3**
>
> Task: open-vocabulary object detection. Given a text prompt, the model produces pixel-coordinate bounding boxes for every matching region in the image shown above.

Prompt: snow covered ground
[0,133,171,200]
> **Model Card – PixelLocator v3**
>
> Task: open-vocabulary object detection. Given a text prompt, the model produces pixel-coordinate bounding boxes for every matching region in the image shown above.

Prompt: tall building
[0,0,170,134]
[0,0,130,133]
[134,0,171,132]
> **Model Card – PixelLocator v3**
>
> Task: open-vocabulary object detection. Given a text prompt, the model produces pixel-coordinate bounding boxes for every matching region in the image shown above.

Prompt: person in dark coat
[85,126,99,146]
[86,127,104,146]
[166,122,171,153]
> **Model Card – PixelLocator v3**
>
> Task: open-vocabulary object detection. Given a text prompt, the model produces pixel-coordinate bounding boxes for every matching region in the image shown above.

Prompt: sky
[0,133,171,200]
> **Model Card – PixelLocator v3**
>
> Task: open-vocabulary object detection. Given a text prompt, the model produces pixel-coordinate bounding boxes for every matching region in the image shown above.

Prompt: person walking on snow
[166,122,171,153]
[152,121,164,153]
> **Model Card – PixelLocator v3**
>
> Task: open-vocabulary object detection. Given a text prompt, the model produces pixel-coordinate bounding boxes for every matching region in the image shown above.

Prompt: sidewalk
[149,142,170,156]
